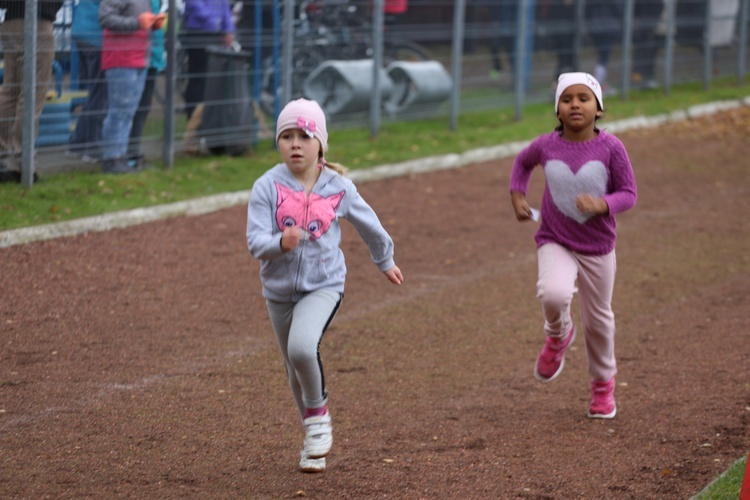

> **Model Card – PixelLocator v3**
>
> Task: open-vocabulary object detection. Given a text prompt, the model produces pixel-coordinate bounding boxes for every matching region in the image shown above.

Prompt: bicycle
[259,0,431,116]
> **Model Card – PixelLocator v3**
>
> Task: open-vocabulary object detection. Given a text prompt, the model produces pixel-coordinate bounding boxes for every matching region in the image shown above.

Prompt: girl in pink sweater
[509,72,637,419]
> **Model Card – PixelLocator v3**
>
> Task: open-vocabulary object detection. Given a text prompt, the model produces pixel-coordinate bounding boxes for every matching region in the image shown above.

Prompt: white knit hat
[555,72,603,114]
[275,99,328,153]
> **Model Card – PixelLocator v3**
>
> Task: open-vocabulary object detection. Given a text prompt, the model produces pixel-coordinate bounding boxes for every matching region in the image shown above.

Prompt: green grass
[1,79,748,232]
[693,454,748,499]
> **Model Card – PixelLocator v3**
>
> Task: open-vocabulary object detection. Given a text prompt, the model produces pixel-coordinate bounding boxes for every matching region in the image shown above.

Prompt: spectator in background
[180,0,236,122]
[67,0,107,164]
[631,0,665,89]
[537,0,577,86]
[586,0,624,94]
[98,0,165,174]
[480,0,509,80]
[481,0,536,89]
[236,0,273,60]
[0,0,64,183]
[126,0,167,170]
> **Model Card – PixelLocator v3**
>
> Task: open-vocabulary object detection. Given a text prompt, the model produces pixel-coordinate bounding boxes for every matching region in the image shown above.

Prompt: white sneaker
[303,411,333,459]
[299,450,326,473]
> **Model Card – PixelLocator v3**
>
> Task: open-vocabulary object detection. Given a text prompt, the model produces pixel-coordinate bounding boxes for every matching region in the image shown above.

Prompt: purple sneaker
[534,325,576,382]
[588,378,617,419]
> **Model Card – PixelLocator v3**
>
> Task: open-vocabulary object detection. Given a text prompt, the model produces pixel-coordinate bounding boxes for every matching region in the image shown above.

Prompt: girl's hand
[138,12,157,29]
[511,191,533,222]
[280,226,301,252]
[576,194,609,216]
[152,13,166,30]
[384,265,403,285]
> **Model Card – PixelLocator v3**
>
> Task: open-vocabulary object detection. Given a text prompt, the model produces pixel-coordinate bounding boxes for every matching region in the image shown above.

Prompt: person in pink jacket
[98,0,164,174]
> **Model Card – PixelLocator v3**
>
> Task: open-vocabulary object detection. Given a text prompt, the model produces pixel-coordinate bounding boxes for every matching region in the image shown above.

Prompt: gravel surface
[1,107,749,498]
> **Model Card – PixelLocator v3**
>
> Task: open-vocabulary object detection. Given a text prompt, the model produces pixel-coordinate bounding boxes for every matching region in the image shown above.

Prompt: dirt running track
[1,107,749,499]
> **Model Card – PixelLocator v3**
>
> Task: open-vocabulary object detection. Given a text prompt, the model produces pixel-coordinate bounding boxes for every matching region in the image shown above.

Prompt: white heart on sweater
[545,159,608,224]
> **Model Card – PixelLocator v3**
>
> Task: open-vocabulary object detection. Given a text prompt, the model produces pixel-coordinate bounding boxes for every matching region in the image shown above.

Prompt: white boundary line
[2,97,748,249]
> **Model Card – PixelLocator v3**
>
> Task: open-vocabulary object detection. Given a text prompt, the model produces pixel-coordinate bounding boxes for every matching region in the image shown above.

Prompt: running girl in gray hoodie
[246,99,403,473]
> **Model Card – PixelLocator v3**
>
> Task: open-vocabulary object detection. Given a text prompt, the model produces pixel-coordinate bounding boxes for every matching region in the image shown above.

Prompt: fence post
[162,0,178,169]
[371,0,385,138]
[663,0,676,95]
[253,0,263,148]
[449,0,466,131]
[281,0,295,106]
[514,0,529,121]
[271,0,281,119]
[739,0,749,84]
[21,0,38,188]
[573,0,585,73]
[620,0,635,101]
[703,0,713,90]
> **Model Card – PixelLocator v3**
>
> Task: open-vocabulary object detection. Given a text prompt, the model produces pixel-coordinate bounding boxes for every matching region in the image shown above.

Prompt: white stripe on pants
[536,243,617,381]
[266,288,342,417]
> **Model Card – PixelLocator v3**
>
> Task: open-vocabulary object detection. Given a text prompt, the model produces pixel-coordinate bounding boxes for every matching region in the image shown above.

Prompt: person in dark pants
[68,0,107,163]
[632,0,665,89]
[538,0,577,82]
[0,0,64,183]
[586,0,624,94]
[180,0,236,121]
[480,0,536,89]
[127,0,167,170]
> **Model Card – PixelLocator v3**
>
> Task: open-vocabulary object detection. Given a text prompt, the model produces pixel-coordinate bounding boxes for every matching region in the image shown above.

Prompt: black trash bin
[199,46,254,156]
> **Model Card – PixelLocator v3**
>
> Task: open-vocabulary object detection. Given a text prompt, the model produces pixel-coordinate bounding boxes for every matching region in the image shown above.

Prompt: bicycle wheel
[383,40,431,65]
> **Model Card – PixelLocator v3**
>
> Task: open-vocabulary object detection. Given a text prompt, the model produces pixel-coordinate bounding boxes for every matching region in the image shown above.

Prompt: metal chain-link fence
[3,0,748,180]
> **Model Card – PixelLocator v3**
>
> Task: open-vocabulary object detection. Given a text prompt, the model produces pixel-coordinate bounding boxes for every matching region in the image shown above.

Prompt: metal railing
[4,0,749,185]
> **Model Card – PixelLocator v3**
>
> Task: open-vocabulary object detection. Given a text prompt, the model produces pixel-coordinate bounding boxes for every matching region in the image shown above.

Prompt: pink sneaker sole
[587,407,617,419]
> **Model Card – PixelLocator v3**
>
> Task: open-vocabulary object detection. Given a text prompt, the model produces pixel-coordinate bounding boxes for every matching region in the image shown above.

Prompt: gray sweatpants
[266,288,342,417]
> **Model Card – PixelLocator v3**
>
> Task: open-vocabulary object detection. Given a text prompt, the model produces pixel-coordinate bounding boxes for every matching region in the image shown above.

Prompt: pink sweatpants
[536,243,617,381]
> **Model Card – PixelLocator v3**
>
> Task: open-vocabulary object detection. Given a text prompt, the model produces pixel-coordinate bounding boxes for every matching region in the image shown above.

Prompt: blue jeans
[101,68,147,160]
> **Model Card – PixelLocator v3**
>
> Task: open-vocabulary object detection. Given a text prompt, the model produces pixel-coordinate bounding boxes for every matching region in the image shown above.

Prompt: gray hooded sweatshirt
[246,164,395,302]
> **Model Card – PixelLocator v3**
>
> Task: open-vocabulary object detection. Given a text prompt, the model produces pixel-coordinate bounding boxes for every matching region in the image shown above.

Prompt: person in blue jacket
[68,0,107,163]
